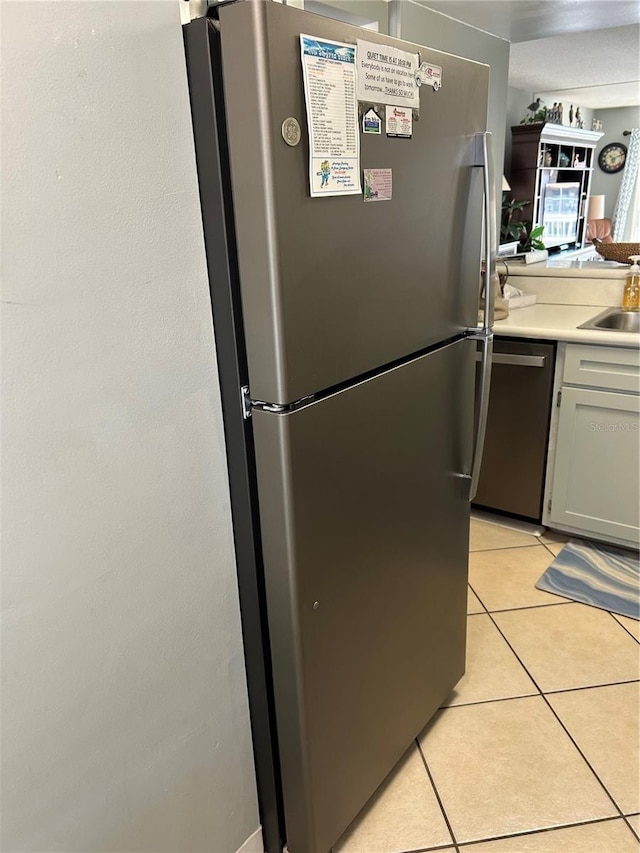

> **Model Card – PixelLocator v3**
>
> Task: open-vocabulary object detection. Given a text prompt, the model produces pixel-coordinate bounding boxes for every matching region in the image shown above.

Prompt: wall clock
[598,142,627,174]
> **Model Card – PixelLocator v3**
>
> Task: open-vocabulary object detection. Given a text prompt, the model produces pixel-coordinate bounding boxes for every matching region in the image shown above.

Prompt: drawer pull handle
[579,359,640,376]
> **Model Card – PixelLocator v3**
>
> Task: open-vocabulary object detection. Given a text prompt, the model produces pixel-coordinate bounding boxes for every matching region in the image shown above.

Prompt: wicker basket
[592,239,640,264]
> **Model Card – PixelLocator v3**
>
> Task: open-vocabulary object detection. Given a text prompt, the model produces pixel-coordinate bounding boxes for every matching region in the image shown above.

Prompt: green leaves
[519,223,546,251]
[520,108,547,125]
[500,197,531,244]
[500,193,546,250]
[503,222,525,241]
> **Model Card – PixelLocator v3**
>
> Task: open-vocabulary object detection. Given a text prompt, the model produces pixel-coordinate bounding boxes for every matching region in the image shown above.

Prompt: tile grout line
[543,677,640,696]
[469,598,574,615]
[484,608,629,822]
[488,601,570,613]
[541,541,562,559]
[414,737,461,853]
[623,814,640,844]
[467,581,573,615]
[396,842,457,853]
[469,542,548,554]
[439,675,640,711]
[453,814,631,849]
[467,582,489,614]
[608,610,640,645]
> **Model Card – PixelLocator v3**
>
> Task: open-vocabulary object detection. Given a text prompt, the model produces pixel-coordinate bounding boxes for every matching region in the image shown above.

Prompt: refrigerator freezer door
[219,1,488,404]
[252,338,475,853]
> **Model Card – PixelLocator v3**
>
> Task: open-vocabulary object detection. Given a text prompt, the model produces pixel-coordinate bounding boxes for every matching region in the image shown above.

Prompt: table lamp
[587,195,605,221]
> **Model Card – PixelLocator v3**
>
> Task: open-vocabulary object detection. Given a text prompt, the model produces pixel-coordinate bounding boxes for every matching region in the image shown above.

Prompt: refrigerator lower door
[252,338,475,853]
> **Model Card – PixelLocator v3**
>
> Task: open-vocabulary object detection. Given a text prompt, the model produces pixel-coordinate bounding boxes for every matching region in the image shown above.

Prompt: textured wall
[504,86,533,178]
[590,106,640,222]
[1,2,259,851]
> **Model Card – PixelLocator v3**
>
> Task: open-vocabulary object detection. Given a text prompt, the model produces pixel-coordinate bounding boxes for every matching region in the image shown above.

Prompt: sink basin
[578,308,640,333]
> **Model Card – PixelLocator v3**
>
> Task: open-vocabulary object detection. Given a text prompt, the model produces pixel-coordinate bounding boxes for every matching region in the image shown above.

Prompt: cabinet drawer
[563,344,640,393]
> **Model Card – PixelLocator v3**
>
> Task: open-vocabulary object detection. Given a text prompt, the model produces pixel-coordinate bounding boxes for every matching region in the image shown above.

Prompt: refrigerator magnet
[415,60,442,91]
[363,168,392,202]
[386,106,412,138]
[362,108,382,134]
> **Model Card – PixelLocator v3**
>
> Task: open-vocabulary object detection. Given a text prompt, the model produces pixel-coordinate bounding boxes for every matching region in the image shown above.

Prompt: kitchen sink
[578,308,640,333]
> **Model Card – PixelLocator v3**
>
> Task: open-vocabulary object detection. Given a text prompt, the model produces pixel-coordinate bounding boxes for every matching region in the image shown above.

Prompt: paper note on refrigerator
[300,34,361,197]
[385,105,412,138]
[356,40,419,109]
[363,168,392,202]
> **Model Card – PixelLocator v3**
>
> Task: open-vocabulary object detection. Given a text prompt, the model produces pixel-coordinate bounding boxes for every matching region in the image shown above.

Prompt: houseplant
[501,197,531,244]
[518,223,546,252]
[500,195,546,254]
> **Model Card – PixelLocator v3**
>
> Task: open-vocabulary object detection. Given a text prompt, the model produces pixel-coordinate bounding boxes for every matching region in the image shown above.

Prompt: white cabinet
[544,343,640,548]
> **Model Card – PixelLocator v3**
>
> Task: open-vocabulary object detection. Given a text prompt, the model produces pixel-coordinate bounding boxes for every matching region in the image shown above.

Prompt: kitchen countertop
[493,303,640,347]
[501,258,629,279]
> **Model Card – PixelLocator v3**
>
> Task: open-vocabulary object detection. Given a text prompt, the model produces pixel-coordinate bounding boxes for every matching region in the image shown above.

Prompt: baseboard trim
[236,826,264,853]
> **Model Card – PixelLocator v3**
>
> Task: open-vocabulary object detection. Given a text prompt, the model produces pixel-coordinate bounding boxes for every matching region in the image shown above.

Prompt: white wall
[304,0,390,31]
[504,86,532,177]
[1,2,259,851]
[591,106,640,221]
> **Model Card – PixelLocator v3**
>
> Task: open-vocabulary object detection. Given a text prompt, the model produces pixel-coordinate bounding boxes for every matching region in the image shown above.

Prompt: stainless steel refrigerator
[184,4,495,852]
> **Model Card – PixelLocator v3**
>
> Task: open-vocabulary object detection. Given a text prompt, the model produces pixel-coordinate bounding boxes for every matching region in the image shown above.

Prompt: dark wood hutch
[510,123,604,253]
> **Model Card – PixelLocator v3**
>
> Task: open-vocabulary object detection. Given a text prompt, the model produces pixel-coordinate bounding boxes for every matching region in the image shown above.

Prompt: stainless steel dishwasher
[473,338,556,522]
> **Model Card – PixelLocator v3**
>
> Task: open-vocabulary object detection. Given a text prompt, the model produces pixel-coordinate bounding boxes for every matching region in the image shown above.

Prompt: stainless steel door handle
[468,131,496,502]
[469,332,493,502]
[474,131,497,332]
[475,353,546,368]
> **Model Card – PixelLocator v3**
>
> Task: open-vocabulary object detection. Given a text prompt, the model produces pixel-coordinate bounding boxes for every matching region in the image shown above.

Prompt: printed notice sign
[356,39,419,109]
[363,168,392,202]
[386,105,412,138]
[300,34,361,197]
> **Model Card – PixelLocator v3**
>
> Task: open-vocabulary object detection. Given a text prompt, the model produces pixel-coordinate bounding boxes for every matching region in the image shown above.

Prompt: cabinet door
[549,387,640,545]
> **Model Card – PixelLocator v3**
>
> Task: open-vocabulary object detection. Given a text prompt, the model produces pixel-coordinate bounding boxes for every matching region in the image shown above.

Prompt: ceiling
[420,1,640,109]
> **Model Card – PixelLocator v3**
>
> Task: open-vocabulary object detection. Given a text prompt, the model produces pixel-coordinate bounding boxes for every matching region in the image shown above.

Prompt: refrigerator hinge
[466,327,493,342]
[241,385,253,420]
[556,390,562,407]
[547,498,552,513]
[241,385,288,420]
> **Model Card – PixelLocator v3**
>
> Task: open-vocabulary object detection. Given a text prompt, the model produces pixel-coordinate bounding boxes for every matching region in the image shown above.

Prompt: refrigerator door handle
[468,331,493,501]
[467,132,496,501]
[474,131,497,333]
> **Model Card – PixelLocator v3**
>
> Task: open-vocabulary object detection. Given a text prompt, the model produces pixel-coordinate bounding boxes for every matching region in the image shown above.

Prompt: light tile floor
[335,518,640,853]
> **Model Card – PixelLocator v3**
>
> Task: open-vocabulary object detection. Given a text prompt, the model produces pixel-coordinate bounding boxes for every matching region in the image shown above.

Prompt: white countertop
[502,258,629,279]
[493,303,640,347]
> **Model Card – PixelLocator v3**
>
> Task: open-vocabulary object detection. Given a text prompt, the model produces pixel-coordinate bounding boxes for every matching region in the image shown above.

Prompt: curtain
[612,128,640,241]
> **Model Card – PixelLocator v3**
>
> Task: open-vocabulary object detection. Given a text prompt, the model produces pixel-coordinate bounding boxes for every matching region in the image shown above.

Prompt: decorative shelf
[509,124,604,253]
[512,122,604,147]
